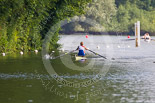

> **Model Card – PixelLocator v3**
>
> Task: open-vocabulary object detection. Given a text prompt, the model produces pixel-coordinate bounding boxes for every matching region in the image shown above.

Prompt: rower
[76,42,88,56]
[143,33,151,41]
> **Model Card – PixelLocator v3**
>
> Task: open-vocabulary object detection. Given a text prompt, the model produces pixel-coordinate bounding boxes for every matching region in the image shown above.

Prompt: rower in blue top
[76,42,88,56]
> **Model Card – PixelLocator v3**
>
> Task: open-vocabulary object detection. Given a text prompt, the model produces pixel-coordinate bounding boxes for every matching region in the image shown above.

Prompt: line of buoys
[0,44,132,57]
[105,45,131,48]
[1,50,40,56]
[84,35,132,49]
[59,45,132,51]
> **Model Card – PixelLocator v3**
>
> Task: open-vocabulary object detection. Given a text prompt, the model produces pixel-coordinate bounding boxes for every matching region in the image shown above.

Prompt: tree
[62,0,117,32]
[0,0,91,53]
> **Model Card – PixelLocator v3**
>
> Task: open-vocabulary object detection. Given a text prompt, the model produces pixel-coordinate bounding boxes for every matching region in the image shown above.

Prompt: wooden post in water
[135,21,140,47]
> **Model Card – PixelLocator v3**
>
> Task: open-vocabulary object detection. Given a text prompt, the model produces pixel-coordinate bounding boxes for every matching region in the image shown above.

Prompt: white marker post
[135,21,140,47]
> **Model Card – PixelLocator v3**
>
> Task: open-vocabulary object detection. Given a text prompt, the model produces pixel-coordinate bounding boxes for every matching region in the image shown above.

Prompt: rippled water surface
[0,35,155,103]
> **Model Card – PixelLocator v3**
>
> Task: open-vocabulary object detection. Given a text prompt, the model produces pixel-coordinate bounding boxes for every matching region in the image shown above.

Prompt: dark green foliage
[0,0,91,53]
[115,0,155,11]
[112,0,155,32]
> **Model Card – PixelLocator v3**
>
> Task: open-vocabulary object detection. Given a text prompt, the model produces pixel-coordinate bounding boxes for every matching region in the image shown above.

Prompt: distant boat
[75,55,87,61]
[144,39,151,43]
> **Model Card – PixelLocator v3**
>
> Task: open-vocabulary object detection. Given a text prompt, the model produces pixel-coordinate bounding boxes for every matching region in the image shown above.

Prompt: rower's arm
[76,46,79,50]
[84,47,88,50]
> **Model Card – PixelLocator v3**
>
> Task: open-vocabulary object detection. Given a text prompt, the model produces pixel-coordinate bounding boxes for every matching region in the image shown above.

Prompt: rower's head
[145,33,149,36]
[80,42,84,46]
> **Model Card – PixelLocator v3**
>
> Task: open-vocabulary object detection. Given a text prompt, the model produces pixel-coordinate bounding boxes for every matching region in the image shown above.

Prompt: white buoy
[106,46,110,48]
[128,45,131,48]
[97,46,100,50]
[117,45,121,48]
[20,51,23,55]
[62,49,64,52]
[44,54,50,59]
[34,50,38,53]
[2,53,5,56]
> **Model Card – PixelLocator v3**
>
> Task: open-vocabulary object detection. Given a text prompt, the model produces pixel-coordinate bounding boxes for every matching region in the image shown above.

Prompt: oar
[88,49,107,59]
[88,49,115,60]
[51,50,76,59]
[151,39,155,41]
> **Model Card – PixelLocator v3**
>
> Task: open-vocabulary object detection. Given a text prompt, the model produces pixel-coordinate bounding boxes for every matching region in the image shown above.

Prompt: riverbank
[59,31,155,36]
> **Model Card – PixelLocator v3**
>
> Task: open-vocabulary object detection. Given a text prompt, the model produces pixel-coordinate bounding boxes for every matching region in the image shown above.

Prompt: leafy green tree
[85,0,116,25]
[113,0,155,33]
[0,0,91,53]
[62,0,117,32]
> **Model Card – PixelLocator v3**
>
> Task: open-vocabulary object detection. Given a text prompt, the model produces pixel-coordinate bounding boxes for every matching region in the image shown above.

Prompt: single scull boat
[75,55,87,61]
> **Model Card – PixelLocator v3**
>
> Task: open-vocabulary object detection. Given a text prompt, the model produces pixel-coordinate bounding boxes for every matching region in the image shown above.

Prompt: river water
[0,35,155,103]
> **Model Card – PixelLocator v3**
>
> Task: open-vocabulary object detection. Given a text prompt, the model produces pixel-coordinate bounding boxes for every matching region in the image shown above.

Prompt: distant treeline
[62,0,155,34]
[0,0,155,53]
